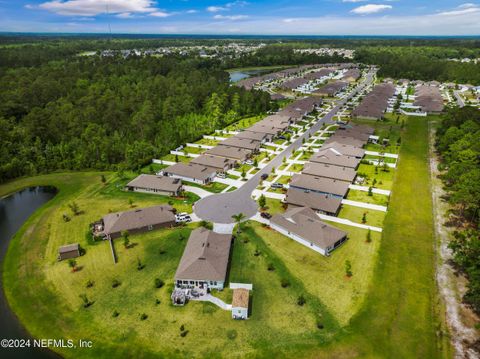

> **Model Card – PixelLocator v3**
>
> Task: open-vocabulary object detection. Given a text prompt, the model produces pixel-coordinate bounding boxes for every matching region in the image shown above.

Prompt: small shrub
[253,248,261,257]
[267,263,275,271]
[180,330,189,337]
[281,278,290,288]
[159,248,167,255]
[62,214,71,222]
[297,295,306,306]
[180,324,185,331]
[85,280,94,288]
[316,321,324,330]
[137,258,145,270]
[226,329,237,340]
[112,310,119,318]
[140,313,148,321]
[155,299,161,305]
[155,278,165,289]
[112,279,121,288]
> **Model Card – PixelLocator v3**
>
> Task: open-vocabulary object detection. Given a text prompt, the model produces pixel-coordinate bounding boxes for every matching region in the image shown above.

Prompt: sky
[1,0,480,35]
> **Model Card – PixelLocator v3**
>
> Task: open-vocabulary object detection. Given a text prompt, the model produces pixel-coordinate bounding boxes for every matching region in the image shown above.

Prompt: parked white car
[216,172,226,179]
[175,213,192,223]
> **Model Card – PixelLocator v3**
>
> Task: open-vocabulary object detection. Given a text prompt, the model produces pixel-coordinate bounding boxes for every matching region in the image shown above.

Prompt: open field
[338,205,386,228]
[346,189,389,206]
[0,116,450,358]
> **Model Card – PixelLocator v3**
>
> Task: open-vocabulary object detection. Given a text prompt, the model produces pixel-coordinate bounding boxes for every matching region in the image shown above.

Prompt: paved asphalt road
[194,70,376,224]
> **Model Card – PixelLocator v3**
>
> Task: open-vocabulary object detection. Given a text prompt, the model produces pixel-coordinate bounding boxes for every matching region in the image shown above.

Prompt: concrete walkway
[213,223,235,234]
[349,184,391,196]
[341,199,387,212]
[365,150,399,159]
[191,294,232,311]
[184,185,213,199]
[317,213,383,232]
[152,159,175,165]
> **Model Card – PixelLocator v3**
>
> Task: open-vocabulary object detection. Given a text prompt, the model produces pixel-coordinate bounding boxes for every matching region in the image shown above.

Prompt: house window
[148,225,153,230]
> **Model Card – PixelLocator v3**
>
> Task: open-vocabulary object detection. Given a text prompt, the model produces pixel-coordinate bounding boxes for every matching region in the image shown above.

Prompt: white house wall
[270,223,328,256]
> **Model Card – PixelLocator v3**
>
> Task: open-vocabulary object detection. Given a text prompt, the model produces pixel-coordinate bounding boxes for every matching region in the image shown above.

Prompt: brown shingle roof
[310,148,361,168]
[303,163,357,183]
[126,174,182,193]
[321,142,365,158]
[164,163,217,181]
[232,288,249,308]
[235,131,268,142]
[191,155,235,171]
[285,188,342,214]
[175,228,232,282]
[102,205,175,236]
[325,135,366,148]
[314,81,348,96]
[205,146,252,161]
[290,174,350,197]
[219,137,261,151]
[271,207,347,250]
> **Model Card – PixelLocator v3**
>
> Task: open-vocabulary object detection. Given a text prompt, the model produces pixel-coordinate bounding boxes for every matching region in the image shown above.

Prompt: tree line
[0,54,271,182]
[355,47,480,85]
[436,107,480,315]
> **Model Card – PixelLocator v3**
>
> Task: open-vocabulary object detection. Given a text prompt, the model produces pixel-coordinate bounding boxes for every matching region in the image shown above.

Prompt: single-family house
[285,188,342,216]
[162,163,217,185]
[191,155,236,172]
[302,163,357,183]
[321,142,365,159]
[205,145,252,162]
[270,207,348,256]
[219,137,261,152]
[97,205,176,239]
[174,227,232,291]
[289,174,350,198]
[235,131,269,143]
[126,174,183,196]
[309,148,361,169]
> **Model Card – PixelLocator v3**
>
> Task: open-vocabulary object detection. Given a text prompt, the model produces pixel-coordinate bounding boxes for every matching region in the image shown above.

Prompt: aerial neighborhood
[1,29,479,359]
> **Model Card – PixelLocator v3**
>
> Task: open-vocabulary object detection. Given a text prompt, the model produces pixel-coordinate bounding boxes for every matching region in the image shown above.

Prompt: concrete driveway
[194,70,376,224]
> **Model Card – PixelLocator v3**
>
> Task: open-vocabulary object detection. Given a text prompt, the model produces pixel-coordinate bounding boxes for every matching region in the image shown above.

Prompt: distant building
[126,174,183,196]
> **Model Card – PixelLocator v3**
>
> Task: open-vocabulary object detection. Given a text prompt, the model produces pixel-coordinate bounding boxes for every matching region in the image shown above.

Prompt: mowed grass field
[1,116,450,358]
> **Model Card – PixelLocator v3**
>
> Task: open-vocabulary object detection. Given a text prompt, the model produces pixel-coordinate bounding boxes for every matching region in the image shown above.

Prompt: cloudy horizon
[1,1,480,36]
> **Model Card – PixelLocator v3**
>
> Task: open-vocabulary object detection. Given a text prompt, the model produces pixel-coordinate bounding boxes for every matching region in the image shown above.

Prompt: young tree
[366,229,372,243]
[241,168,246,179]
[175,154,179,163]
[232,213,246,234]
[128,198,134,207]
[345,260,353,277]
[79,293,92,308]
[258,194,267,210]
[362,212,367,224]
[68,202,80,216]
[68,259,77,272]
[101,174,106,184]
[368,186,373,197]
[122,231,130,249]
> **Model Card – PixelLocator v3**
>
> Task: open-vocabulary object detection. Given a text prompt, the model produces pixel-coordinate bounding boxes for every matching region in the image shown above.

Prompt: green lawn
[194,138,220,146]
[160,153,190,163]
[337,205,386,228]
[183,180,229,194]
[183,146,207,154]
[223,115,265,131]
[346,189,389,207]
[357,163,394,190]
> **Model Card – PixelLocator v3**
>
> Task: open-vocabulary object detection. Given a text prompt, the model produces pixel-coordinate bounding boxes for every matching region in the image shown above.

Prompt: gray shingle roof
[191,155,235,170]
[205,145,252,161]
[164,162,217,181]
[320,142,365,158]
[310,148,361,168]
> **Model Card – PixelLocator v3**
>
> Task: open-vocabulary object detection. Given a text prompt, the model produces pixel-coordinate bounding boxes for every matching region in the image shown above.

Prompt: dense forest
[436,107,480,315]
[355,47,480,85]
[0,54,272,182]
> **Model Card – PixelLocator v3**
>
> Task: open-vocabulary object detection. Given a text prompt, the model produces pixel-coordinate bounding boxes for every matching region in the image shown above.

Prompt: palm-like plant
[231,213,246,234]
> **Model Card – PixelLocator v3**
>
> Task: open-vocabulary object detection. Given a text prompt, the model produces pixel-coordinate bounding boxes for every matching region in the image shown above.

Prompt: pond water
[0,186,60,359]
[229,69,273,82]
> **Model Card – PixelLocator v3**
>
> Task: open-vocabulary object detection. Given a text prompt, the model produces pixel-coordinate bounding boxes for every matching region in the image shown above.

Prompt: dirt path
[429,123,479,359]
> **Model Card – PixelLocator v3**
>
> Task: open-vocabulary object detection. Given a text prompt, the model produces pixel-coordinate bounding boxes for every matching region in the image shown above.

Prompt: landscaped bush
[140,313,148,321]
[112,310,119,318]
[155,278,165,289]
[280,278,290,288]
[267,263,275,271]
[112,279,121,288]
[297,295,306,306]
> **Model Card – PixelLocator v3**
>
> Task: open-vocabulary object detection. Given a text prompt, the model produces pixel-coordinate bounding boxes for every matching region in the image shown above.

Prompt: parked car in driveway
[175,213,192,223]
[260,212,272,219]
[261,173,268,180]
[217,172,226,179]
[245,159,254,165]
[271,183,284,189]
